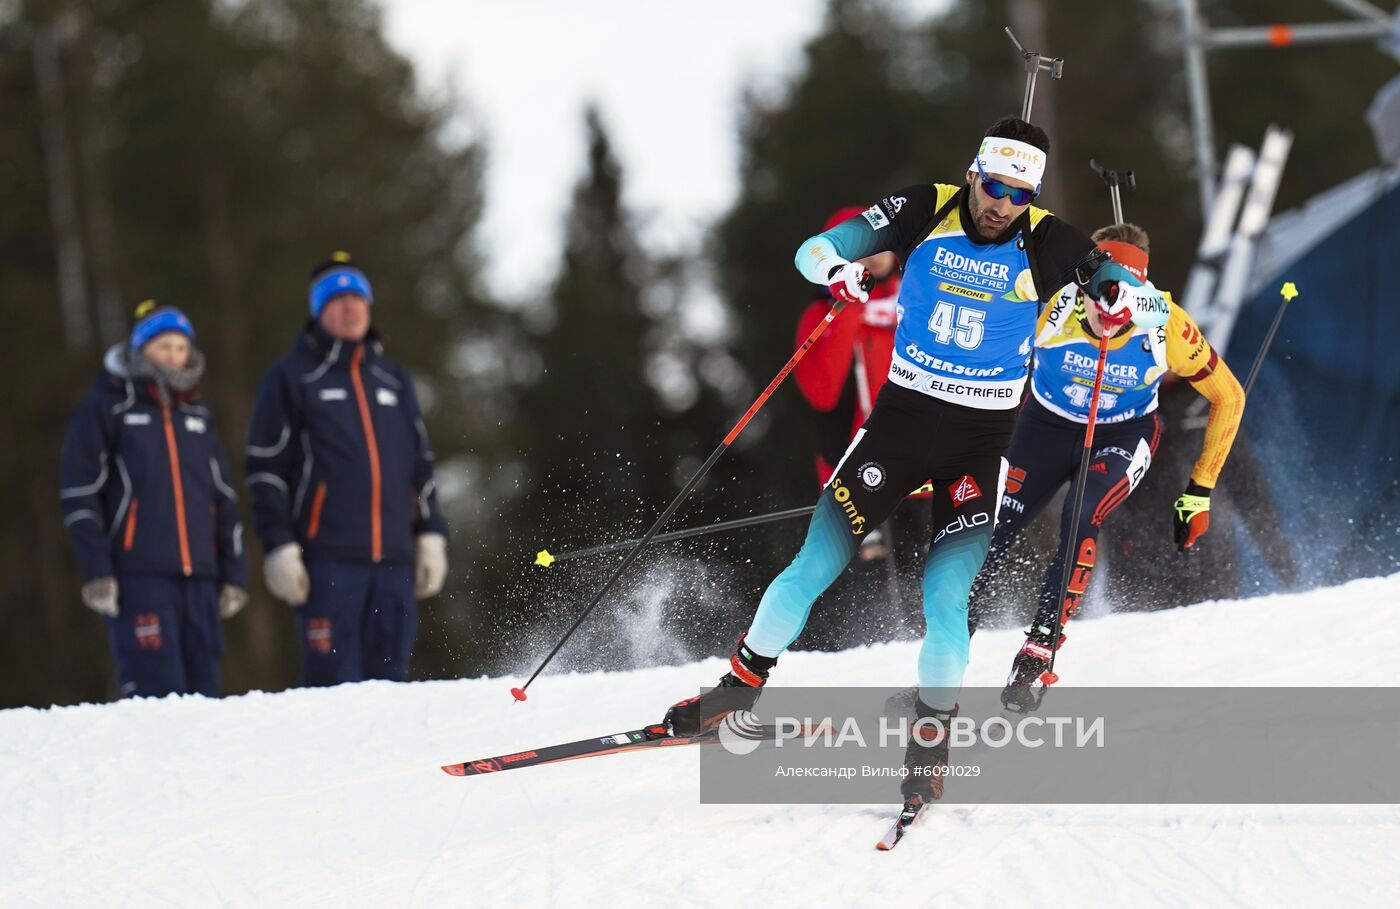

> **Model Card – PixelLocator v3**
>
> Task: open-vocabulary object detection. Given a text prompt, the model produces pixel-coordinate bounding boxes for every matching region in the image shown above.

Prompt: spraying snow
[3,573,1398,907]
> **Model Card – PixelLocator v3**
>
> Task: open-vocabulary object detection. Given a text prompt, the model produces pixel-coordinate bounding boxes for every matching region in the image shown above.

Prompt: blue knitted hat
[309,251,373,318]
[129,300,195,351]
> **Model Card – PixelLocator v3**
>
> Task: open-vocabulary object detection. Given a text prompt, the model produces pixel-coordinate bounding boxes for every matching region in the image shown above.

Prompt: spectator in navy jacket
[245,252,448,686]
[59,301,248,698]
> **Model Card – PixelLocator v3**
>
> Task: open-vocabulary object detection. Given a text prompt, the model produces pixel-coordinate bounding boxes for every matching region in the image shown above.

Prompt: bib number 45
[928,300,985,350]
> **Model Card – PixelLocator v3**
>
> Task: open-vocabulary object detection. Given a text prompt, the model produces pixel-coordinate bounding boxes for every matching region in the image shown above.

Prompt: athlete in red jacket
[793,207,903,486]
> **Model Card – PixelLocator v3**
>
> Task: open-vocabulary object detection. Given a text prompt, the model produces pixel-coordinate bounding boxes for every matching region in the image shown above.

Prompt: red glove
[827,262,873,306]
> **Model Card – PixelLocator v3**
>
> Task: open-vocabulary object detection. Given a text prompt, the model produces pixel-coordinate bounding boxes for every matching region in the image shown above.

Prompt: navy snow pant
[298,558,417,687]
[106,575,222,698]
[969,397,1161,635]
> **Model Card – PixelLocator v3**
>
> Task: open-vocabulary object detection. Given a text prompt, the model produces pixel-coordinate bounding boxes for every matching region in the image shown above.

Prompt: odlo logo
[933,511,989,544]
[830,478,866,535]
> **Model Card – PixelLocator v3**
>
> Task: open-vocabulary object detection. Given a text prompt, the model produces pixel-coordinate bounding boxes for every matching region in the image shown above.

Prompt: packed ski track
[4,573,1399,908]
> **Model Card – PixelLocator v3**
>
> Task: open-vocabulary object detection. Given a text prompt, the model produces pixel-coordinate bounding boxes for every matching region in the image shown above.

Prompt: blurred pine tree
[0,0,487,705]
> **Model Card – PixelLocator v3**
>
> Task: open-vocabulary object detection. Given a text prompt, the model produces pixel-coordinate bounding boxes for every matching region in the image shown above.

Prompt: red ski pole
[1040,158,1137,688]
[511,299,851,701]
[1043,330,1112,686]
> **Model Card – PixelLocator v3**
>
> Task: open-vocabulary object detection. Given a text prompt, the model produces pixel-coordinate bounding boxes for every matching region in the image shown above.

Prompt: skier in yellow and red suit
[969,222,1246,713]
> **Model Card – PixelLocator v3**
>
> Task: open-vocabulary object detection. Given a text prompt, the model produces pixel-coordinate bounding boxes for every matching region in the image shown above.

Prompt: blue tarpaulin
[1225,170,1400,586]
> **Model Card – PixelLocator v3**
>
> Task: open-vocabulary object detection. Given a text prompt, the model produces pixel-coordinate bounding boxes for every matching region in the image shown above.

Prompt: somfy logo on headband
[978,139,1044,167]
[973,137,1047,188]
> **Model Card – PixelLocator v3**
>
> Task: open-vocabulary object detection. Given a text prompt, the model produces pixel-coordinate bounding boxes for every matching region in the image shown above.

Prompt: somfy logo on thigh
[829,479,867,535]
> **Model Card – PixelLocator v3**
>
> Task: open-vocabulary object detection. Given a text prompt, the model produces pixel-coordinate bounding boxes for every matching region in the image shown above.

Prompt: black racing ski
[442,723,711,776]
[443,719,823,777]
[875,796,926,850]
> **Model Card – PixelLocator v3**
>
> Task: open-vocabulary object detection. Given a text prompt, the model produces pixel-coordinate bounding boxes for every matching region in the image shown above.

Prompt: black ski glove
[1173,482,1212,551]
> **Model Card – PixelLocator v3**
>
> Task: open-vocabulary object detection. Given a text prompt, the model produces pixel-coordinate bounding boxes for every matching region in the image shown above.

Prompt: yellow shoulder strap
[925,184,963,236]
[1026,204,1054,229]
[932,183,961,208]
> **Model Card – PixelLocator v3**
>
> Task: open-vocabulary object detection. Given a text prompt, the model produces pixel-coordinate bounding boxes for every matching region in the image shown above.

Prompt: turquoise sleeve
[793,215,886,285]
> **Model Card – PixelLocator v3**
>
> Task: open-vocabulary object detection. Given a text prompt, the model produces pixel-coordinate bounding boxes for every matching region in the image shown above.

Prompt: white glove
[827,262,872,305]
[263,543,310,606]
[414,532,448,600]
[81,577,119,618]
[219,584,249,620]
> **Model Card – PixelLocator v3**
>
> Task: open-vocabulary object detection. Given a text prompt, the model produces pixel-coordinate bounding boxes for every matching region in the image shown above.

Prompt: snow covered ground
[5,573,1400,908]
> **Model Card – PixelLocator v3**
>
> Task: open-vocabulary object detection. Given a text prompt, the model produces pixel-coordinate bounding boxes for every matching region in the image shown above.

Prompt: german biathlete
[968,222,1246,713]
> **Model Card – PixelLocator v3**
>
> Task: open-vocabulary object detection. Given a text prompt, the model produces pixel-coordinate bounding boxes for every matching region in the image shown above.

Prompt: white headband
[969,136,1047,191]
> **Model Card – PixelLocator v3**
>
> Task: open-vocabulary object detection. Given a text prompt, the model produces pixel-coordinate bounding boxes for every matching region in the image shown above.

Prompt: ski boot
[1000,623,1064,714]
[663,635,776,736]
[900,700,957,804]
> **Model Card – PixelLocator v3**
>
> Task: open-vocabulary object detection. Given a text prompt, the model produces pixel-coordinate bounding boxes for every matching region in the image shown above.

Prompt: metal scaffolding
[1178,0,1399,216]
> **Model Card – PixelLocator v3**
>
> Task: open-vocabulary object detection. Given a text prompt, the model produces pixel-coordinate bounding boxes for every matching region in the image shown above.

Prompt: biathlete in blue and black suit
[661,117,1172,803]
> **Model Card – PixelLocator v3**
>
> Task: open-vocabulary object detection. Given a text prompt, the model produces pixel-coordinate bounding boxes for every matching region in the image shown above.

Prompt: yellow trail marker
[535,549,556,568]
[1281,281,1299,301]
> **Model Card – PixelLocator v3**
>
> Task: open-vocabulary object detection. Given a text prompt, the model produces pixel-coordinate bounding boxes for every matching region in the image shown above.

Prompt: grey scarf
[103,344,207,403]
